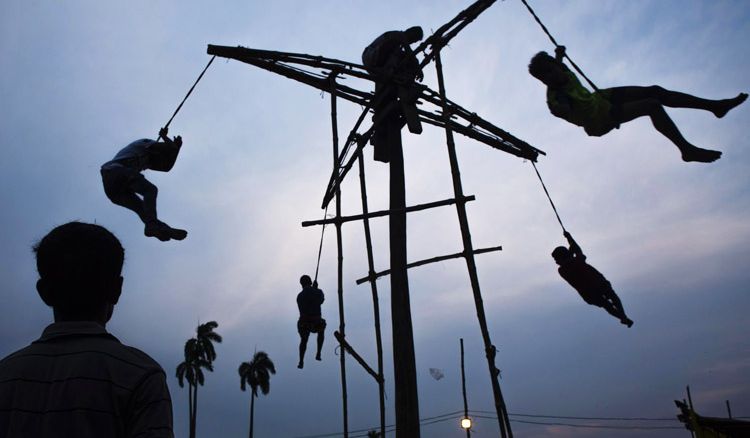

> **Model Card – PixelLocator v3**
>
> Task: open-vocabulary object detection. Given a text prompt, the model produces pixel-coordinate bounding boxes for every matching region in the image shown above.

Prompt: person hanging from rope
[528,46,747,163]
[100,127,187,242]
[362,26,424,163]
[552,231,633,328]
[297,274,326,369]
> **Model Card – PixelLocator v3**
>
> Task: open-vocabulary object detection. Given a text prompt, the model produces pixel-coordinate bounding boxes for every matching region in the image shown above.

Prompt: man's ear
[107,276,123,305]
[36,279,55,307]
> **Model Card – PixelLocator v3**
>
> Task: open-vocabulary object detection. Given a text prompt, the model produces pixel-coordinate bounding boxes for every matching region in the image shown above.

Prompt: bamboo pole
[435,51,512,438]
[356,148,386,437]
[330,76,348,438]
[355,245,503,285]
[333,331,383,384]
[302,196,476,227]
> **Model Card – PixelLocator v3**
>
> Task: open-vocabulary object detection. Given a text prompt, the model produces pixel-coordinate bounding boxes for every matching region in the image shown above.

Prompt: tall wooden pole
[357,149,386,437]
[330,77,348,437]
[435,51,512,437]
[390,124,420,437]
[460,338,471,438]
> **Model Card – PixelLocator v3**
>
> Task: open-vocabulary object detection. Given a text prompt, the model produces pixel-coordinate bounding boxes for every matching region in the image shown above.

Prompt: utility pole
[460,338,471,438]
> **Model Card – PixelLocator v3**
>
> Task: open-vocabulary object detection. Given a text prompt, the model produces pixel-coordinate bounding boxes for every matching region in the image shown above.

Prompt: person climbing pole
[528,46,747,163]
[552,231,633,328]
[100,127,187,242]
[297,274,326,369]
[362,26,425,163]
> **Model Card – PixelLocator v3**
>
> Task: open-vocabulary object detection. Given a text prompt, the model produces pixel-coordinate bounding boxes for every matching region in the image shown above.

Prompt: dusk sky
[1,1,749,437]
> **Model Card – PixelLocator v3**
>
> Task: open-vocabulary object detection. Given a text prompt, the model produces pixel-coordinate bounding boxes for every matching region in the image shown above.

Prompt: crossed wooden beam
[208,1,541,436]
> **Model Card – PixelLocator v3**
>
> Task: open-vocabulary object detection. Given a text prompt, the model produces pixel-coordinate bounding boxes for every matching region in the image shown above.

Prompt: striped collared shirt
[0,321,173,438]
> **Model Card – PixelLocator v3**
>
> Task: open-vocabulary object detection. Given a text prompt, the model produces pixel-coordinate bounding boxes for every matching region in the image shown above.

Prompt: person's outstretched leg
[130,175,187,241]
[605,291,633,328]
[614,98,721,163]
[298,331,310,369]
[610,86,747,118]
[315,330,324,361]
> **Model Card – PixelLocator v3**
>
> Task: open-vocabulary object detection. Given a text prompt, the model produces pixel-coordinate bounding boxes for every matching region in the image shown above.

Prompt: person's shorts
[298,317,326,336]
[582,89,621,137]
[100,163,144,200]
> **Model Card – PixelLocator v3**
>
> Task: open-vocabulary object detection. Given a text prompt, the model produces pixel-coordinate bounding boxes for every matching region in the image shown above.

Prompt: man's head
[34,222,124,324]
[528,51,567,87]
[403,26,423,44]
[551,246,571,265]
[300,275,312,288]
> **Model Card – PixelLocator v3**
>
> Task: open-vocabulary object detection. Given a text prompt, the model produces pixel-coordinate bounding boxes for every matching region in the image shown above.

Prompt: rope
[531,161,566,233]
[313,204,330,284]
[519,0,600,92]
[160,55,216,134]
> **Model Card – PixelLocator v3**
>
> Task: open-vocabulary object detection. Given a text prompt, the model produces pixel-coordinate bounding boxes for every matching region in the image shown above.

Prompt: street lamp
[460,416,472,430]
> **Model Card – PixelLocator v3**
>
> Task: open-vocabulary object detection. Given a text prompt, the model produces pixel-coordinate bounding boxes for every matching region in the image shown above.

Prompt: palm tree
[238,351,276,438]
[196,321,222,363]
[176,321,222,438]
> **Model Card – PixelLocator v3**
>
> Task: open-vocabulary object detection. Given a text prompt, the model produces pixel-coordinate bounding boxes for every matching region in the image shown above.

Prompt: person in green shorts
[528,46,747,163]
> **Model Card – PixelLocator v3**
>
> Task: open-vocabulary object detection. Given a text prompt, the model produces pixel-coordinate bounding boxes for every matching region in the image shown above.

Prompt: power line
[475,409,679,422]
[472,414,683,431]
[295,407,749,437]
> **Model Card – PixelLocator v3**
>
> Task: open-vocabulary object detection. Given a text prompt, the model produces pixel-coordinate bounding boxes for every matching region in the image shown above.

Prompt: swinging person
[296,275,326,369]
[552,232,633,327]
[528,46,747,163]
[101,127,187,241]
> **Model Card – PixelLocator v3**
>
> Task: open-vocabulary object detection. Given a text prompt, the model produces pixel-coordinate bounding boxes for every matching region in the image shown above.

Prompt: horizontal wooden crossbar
[355,245,502,285]
[302,195,475,227]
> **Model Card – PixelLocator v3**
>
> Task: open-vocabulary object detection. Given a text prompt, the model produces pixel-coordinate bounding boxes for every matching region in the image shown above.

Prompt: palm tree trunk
[193,384,198,438]
[249,393,255,438]
[188,383,194,438]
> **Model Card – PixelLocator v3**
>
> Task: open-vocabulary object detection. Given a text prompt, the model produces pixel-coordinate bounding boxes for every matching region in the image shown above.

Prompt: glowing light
[460,416,472,430]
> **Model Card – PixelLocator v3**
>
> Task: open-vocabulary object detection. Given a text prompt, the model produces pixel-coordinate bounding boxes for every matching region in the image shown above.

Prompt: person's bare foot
[144,221,171,241]
[713,93,747,118]
[297,361,304,369]
[682,147,722,163]
[315,353,321,361]
[168,227,188,241]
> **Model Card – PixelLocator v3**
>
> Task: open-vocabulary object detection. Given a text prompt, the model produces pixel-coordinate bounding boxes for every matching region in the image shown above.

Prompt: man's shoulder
[0,333,164,377]
[117,343,166,373]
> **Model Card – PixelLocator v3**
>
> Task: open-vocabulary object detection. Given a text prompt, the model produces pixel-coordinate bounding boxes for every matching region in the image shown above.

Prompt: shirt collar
[34,321,119,343]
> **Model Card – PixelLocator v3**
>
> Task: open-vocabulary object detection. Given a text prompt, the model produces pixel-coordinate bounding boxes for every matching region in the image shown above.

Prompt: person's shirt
[101,139,156,172]
[362,30,418,76]
[297,286,325,318]
[0,321,174,438]
[546,69,612,135]
[557,256,612,302]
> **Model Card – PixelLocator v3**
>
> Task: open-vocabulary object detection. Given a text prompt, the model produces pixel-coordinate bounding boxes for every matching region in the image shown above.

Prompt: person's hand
[312,280,318,288]
[159,127,169,138]
[563,231,571,239]
[173,135,182,147]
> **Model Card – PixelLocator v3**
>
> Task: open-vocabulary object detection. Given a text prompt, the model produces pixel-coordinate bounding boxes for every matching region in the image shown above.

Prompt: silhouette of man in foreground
[529,46,747,163]
[552,231,633,328]
[297,275,326,369]
[101,127,187,241]
[362,26,424,163]
[0,222,174,437]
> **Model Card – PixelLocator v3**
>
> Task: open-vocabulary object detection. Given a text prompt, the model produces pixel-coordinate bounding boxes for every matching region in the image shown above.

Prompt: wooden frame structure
[208,1,544,436]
